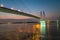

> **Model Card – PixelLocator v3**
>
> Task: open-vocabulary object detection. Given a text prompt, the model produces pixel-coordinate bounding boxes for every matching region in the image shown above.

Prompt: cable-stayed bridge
[0,6,40,24]
[0,7,40,19]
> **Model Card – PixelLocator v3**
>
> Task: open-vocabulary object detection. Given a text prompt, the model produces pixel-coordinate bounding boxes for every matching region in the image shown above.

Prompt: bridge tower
[40,11,46,19]
[40,11,47,40]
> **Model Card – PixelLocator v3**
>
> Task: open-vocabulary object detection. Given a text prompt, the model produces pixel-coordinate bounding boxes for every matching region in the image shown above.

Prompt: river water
[0,22,60,40]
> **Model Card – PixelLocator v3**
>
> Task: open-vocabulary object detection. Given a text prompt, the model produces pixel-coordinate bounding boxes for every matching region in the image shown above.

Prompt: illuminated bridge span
[0,7,40,19]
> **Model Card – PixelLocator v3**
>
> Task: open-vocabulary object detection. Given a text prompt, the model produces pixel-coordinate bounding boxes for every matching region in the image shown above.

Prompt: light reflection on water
[0,23,41,40]
[0,23,60,40]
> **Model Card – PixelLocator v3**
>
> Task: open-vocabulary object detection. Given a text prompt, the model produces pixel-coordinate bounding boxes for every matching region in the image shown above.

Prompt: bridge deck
[0,7,40,19]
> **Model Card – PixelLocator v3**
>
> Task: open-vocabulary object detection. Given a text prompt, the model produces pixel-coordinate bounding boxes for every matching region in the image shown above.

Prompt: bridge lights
[40,20,46,35]
[17,10,21,12]
[10,7,14,10]
[0,4,4,7]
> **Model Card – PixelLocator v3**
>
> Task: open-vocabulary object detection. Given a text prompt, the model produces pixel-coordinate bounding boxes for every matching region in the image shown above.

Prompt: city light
[32,24,40,40]
[8,22,12,24]
[19,29,23,32]
[40,20,46,35]
[36,24,40,29]
[57,20,59,30]
[40,21,46,27]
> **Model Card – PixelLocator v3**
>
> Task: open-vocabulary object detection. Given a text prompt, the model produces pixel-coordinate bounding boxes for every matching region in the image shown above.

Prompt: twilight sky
[0,0,60,19]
